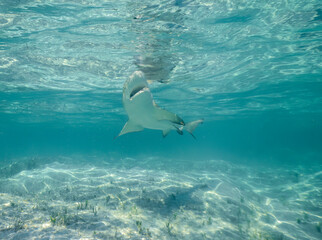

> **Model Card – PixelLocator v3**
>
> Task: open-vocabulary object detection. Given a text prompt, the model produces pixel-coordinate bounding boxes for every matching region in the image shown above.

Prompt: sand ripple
[0,159,321,239]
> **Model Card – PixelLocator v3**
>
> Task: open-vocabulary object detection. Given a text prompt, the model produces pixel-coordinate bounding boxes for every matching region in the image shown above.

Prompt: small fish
[116,71,203,138]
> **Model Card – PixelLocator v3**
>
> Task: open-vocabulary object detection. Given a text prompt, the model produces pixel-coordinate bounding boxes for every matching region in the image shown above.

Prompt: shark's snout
[123,71,149,100]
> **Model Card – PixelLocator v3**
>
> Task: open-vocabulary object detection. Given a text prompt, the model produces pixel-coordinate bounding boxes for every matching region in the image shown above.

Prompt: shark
[116,71,203,138]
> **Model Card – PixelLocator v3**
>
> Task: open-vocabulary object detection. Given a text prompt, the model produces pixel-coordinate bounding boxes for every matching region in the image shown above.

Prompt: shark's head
[123,71,149,102]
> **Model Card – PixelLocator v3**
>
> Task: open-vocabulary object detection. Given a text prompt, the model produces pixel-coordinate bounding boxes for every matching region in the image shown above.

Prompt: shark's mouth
[130,86,147,99]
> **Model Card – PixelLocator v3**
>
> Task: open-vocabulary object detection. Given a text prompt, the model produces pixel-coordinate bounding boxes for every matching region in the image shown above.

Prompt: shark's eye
[130,86,145,98]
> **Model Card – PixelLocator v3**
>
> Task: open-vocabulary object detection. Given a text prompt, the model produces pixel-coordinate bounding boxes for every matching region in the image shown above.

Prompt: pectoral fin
[153,102,184,125]
[115,120,143,139]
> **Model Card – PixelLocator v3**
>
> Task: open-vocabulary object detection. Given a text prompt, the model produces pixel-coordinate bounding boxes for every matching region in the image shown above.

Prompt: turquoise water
[0,0,321,239]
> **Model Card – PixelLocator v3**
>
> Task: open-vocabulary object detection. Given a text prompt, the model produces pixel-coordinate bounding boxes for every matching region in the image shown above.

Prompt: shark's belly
[131,111,170,130]
[126,105,171,131]
[139,118,171,130]
[124,90,175,131]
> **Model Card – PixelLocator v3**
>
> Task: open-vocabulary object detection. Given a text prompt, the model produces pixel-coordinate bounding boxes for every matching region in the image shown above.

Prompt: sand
[0,156,321,239]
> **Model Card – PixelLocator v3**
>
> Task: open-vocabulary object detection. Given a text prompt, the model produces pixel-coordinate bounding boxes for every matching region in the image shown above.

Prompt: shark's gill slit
[130,86,145,99]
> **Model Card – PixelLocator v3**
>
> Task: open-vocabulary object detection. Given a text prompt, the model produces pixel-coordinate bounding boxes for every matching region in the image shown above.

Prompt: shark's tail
[183,119,204,139]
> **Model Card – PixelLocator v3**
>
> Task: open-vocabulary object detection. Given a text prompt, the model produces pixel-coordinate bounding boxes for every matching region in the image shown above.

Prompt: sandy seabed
[0,156,321,240]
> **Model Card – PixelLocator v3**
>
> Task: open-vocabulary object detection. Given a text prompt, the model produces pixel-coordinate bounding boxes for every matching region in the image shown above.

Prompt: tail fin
[184,119,204,139]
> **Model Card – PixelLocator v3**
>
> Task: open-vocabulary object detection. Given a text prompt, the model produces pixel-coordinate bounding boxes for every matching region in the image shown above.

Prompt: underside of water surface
[0,0,321,239]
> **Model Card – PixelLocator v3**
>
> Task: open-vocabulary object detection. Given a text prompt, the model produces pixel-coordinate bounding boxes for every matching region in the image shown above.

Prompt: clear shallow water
[0,0,322,239]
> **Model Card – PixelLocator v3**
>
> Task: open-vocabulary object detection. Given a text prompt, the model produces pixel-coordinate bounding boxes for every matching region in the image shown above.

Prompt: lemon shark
[116,71,203,138]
